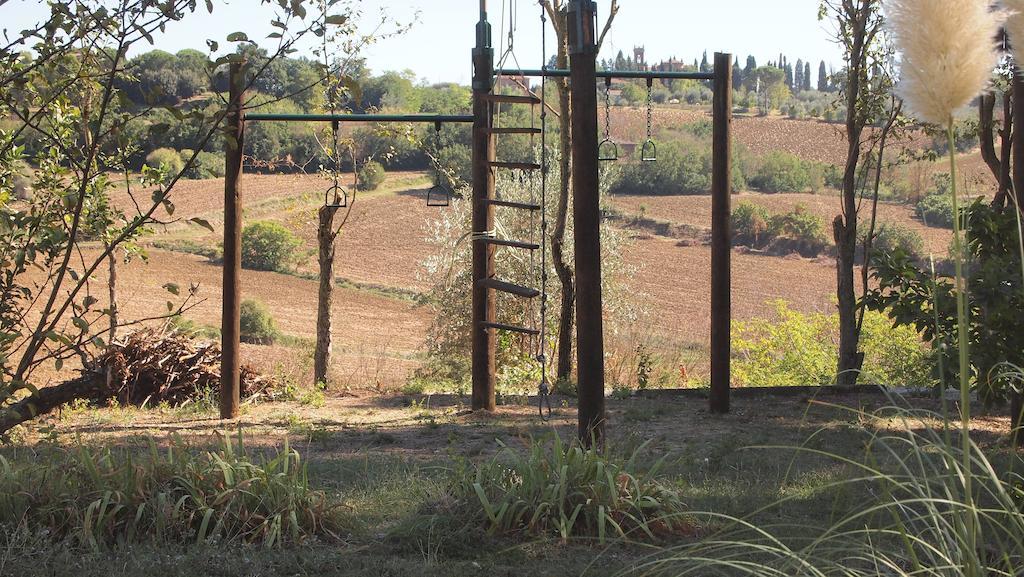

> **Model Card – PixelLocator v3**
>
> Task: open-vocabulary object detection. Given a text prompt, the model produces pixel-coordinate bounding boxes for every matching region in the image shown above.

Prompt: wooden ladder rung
[479,278,540,298]
[482,94,541,105]
[480,321,541,336]
[486,198,542,211]
[484,127,543,135]
[489,161,541,170]
[480,238,540,250]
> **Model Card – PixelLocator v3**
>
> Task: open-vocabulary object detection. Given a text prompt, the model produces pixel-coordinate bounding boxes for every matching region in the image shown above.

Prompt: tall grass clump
[631,404,1024,577]
[888,1,1001,564]
[454,435,688,543]
[0,433,348,550]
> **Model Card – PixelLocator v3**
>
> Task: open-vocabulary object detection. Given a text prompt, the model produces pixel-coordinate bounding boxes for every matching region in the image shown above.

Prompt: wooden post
[568,0,605,444]
[471,4,497,411]
[220,61,245,419]
[1012,68,1024,446]
[710,52,733,415]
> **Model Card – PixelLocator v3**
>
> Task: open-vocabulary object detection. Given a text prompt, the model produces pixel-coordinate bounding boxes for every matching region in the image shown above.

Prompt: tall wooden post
[568,0,605,444]
[1011,68,1024,446]
[220,61,245,419]
[471,2,497,411]
[710,52,733,415]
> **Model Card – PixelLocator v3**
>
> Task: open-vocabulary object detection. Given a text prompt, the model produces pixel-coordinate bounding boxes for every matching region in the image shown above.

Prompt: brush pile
[91,328,275,407]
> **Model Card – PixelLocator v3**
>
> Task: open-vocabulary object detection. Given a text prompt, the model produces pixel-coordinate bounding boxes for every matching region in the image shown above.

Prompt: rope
[537,0,551,421]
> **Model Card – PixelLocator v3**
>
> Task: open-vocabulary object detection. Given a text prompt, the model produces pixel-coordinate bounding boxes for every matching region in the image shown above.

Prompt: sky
[2,0,844,84]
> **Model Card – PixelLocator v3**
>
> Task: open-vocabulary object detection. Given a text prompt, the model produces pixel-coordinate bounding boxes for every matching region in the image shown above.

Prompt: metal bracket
[567,0,598,56]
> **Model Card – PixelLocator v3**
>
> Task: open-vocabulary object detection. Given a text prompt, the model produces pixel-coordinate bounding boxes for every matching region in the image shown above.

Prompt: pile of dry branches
[92,328,274,407]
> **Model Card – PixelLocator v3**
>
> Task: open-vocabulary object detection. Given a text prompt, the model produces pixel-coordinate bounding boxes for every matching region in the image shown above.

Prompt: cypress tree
[700,51,710,73]
[817,60,828,91]
[784,63,794,88]
[804,62,812,91]
[733,56,742,88]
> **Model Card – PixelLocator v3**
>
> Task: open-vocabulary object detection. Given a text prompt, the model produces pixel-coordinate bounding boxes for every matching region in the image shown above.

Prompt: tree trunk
[0,373,103,435]
[835,4,869,387]
[107,249,118,343]
[105,248,118,392]
[980,91,1014,209]
[552,74,575,384]
[546,4,575,385]
[1012,391,1024,448]
[314,205,339,386]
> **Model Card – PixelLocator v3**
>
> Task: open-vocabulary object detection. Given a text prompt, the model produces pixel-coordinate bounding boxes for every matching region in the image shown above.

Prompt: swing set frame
[219,0,734,445]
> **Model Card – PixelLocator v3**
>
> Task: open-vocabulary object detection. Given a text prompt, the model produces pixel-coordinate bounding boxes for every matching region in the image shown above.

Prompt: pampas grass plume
[1005,0,1024,65]
[887,0,1001,125]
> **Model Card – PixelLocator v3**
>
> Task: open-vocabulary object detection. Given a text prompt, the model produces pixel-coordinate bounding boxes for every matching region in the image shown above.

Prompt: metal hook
[537,374,552,421]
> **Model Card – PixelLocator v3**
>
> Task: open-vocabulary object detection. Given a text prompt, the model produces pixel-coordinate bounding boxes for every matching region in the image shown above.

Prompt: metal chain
[646,78,654,142]
[331,120,341,199]
[603,78,612,142]
[537,0,551,421]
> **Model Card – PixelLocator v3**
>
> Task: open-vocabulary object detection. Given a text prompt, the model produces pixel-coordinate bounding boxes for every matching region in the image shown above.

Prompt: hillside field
[28,111,971,391]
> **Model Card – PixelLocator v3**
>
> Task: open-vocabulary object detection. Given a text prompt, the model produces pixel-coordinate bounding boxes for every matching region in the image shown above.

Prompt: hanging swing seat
[480,321,541,336]
[481,237,540,250]
[485,198,542,211]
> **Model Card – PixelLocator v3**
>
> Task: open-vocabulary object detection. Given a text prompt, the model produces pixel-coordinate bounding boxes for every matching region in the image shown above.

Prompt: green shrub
[823,164,844,188]
[684,118,713,139]
[182,150,225,179]
[240,299,279,344]
[767,204,829,257]
[0,434,348,549]
[915,191,954,228]
[456,435,688,542]
[733,300,933,387]
[144,147,184,175]
[731,201,772,247]
[750,151,810,193]
[914,172,960,228]
[357,160,386,191]
[863,221,924,261]
[241,221,301,272]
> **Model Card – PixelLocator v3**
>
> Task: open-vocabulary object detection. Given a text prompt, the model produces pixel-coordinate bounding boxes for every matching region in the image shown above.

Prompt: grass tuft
[452,435,690,543]
[0,432,352,550]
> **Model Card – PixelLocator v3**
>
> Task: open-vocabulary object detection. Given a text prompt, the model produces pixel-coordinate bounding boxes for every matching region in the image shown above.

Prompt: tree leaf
[189,217,215,232]
[325,14,348,25]
[227,32,249,42]
[72,317,89,331]
[163,282,180,296]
